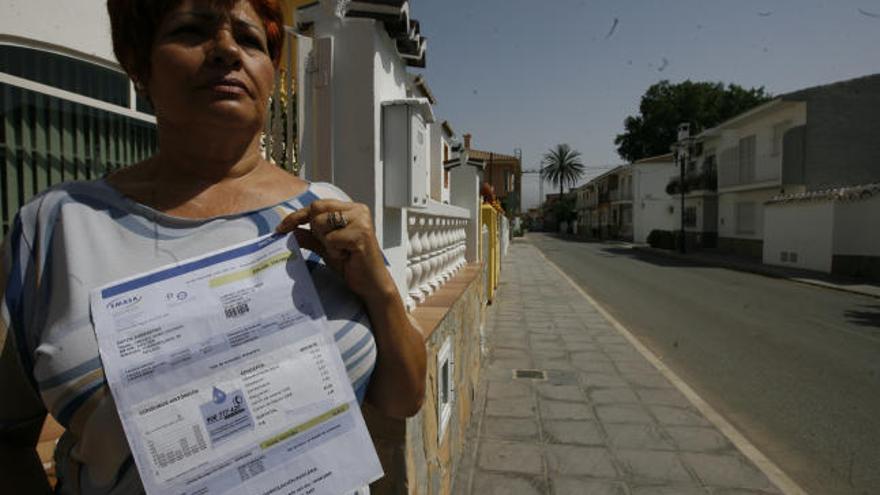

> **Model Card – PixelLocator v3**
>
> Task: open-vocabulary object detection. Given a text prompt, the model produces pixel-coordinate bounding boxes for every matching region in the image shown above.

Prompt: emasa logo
[106,294,143,311]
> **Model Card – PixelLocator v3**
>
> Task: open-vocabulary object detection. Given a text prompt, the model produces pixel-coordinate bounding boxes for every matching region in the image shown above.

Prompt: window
[738,135,756,184]
[735,202,756,234]
[719,146,739,188]
[703,154,716,174]
[684,206,697,227]
[1,44,158,234]
[1,44,130,107]
[436,337,454,442]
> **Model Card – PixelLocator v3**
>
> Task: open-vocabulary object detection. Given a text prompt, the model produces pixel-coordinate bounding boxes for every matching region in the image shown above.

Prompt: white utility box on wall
[382,98,435,208]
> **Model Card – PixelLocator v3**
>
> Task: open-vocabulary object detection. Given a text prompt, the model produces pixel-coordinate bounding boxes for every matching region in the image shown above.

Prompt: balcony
[666,168,718,195]
[610,188,633,202]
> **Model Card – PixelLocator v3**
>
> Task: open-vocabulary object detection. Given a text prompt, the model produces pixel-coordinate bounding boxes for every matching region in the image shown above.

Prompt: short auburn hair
[107,0,285,83]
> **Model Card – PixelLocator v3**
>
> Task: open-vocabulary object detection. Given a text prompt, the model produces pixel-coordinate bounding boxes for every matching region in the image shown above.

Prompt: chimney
[463,133,472,150]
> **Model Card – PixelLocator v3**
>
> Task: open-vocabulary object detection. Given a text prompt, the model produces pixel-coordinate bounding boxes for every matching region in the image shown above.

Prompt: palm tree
[540,143,585,199]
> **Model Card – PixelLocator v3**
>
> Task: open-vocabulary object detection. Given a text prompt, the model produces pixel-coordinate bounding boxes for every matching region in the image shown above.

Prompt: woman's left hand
[277,199,427,418]
[276,199,395,304]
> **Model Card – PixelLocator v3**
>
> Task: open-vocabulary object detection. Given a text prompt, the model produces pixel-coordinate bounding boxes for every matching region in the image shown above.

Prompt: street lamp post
[679,148,686,254]
[675,123,693,254]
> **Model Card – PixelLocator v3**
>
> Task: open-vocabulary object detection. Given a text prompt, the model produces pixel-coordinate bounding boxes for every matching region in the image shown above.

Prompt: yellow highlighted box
[260,403,350,450]
[209,252,293,288]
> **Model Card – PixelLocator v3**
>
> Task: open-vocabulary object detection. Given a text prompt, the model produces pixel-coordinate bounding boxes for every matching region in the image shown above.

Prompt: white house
[294,2,476,302]
[700,74,880,259]
[631,153,677,244]
[763,184,880,278]
[706,99,807,258]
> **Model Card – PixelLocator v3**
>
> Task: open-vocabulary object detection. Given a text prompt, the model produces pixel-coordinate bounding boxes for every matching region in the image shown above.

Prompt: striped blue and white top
[0,179,377,494]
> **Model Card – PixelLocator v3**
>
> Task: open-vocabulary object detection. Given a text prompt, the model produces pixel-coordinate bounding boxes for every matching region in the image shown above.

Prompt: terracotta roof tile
[767,183,880,204]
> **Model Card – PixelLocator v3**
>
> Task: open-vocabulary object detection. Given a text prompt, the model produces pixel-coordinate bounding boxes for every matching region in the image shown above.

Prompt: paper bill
[90,234,383,495]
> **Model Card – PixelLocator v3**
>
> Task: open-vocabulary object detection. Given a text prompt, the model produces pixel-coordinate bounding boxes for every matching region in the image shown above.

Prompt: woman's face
[147,0,276,132]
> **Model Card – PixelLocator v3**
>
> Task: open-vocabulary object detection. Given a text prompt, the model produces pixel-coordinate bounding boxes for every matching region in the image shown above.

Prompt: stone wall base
[366,265,484,494]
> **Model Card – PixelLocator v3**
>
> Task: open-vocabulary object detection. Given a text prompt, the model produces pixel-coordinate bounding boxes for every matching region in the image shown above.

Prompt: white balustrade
[405,202,470,311]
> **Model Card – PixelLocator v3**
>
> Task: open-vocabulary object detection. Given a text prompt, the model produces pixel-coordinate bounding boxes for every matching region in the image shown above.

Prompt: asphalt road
[527,233,880,495]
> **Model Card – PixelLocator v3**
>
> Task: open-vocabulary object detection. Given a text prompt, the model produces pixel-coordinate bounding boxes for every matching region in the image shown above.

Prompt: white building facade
[764,185,880,278]
[631,154,677,244]
[294,2,479,304]
[710,100,807,258]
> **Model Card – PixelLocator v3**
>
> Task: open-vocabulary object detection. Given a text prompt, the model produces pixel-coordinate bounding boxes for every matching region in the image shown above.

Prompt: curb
[631,246,880,300]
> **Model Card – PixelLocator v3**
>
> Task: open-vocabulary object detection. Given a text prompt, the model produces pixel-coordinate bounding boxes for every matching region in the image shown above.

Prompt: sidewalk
[630,245,880,300]
[453,240,794,495]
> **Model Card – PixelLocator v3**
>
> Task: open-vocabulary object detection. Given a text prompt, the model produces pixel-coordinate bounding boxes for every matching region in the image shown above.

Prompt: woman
[0,0,427,492]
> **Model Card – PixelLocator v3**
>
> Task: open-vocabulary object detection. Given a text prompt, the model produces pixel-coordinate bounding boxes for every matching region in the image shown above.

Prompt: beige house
[573,166,633,240]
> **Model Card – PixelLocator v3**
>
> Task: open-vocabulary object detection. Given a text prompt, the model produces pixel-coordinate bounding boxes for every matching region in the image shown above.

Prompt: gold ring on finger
[327,211,348,230]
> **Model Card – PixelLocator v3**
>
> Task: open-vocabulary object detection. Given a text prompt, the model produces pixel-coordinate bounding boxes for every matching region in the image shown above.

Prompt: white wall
[717,187,779,240]
[304,16,410,294]
[833,195,880,256]
[429,123,442,201]
[632,162,677,243]
[763,202,834,272]
[1,0,117,67]
[440,135,452,205]
[428,127,452,204]
[449,165,481,262]
[715,102,806,190]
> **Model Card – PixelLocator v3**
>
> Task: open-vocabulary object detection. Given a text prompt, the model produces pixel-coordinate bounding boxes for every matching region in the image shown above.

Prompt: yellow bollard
[481,204,499,303]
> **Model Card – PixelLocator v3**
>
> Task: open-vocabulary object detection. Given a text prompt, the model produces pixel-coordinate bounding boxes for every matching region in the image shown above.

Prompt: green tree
[553,194,578,224]
[541,144,585,199]
[614,80,772,162]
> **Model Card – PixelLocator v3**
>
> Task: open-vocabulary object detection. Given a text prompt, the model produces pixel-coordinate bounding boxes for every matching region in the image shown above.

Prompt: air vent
[513,369,547,380]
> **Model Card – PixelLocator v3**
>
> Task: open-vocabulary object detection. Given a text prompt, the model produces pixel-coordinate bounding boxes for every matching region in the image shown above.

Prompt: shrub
[647,230,675,250]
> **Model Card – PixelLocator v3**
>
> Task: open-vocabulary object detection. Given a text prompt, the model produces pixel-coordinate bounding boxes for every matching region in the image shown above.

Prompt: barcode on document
[224,302,250,318]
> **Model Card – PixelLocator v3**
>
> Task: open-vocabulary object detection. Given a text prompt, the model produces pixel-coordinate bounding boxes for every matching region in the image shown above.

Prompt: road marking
[534,243,809,495]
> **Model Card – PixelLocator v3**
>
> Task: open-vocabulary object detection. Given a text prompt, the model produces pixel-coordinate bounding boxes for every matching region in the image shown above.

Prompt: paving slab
[544,445,618,478]
[478,440,544,474]
[542,420,604,446]
[472,472,546,494]
[551,477,628,495]
[452,240,787,495]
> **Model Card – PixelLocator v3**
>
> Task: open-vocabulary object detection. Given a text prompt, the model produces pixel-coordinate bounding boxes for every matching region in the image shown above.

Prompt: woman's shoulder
[307,182,354,202]
[9,179,122,242]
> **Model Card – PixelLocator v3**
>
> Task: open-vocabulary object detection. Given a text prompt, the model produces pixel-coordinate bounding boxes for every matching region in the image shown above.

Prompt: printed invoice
[90,234,383,495]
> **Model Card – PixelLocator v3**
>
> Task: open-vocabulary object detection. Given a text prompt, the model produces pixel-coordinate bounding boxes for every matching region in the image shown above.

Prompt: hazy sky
[410,0,880,210]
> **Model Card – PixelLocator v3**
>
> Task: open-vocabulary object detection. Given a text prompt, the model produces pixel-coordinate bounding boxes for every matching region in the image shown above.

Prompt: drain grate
[513,369,547,380]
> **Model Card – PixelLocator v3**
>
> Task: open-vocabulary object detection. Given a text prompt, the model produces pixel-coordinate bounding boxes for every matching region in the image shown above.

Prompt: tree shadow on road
[844,305,880,329]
